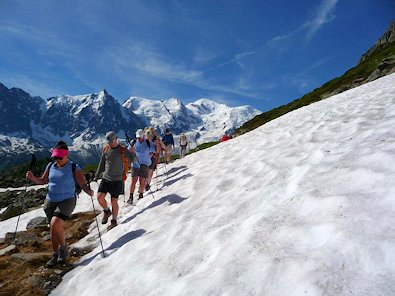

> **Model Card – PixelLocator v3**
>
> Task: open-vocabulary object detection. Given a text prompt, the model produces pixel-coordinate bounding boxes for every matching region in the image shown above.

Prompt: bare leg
[147,169,153,186]
[138,176,145,193]
[50,216,66,252]
[97,192,108,209]
[111,197,118,219]
[130,176,138,195]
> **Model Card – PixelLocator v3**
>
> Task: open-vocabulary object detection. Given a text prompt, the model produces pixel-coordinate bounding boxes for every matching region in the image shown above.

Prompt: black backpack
[49,161,81,197]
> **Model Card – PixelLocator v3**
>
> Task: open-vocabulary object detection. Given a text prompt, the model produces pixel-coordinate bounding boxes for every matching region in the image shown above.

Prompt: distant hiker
[95,131,135,230]
[127,129,156,204]
[26,141,94,267]
[179,133,189,158]
[162,128,174,163]
[153,131,165,167]
[220,133,232,142]
[144,128,156,191]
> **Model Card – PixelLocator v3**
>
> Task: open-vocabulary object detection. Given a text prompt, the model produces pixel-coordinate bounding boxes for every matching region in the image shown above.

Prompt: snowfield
[1,73,395,295]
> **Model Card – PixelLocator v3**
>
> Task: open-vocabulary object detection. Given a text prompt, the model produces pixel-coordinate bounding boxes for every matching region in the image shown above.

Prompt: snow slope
[1,73,395,295]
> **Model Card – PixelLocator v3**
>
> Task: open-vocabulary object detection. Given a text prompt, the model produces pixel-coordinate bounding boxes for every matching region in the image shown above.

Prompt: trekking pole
[85,173,105,258]
[14,155,34,240]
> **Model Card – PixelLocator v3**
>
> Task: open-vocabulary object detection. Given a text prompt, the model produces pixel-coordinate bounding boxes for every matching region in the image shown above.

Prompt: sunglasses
[53,156,63,160]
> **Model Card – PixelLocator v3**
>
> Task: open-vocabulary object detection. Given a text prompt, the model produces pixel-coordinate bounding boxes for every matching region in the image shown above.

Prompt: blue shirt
[129,139,156,168]
[162,133,174,146]
[46,161,81,202]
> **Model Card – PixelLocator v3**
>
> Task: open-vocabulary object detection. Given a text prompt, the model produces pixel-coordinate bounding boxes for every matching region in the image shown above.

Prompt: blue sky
[0,0,393,112]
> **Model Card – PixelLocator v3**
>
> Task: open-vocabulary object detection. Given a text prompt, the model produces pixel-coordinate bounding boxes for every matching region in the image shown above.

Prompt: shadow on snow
[121,193,189,225]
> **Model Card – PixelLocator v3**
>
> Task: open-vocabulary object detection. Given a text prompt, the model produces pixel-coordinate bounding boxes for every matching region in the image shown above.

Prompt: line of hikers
[25,127,189,267]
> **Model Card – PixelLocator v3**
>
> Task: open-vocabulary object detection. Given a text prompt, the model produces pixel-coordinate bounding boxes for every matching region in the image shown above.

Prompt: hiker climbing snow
[127,129,156,204]
[95,131,136,230]
[26,141,94,267]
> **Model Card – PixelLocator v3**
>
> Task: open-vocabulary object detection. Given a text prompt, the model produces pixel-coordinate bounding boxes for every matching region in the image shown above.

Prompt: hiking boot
[58,245,68,264]
[145,184,150,191]
[138,192,144,200]
[101,209,112,224]
[107,219,117,231]
[127,195,134,204]
[45,252,59,268]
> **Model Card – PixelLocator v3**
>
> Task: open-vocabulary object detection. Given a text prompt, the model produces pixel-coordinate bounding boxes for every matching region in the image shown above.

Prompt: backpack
[49,161,81,197]
[103,144,129,181]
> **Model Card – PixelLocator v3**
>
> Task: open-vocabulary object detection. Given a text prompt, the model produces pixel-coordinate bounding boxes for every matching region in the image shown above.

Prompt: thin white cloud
[207,51,257,72]
[267,0,338,45]
[107,42,262,99]
[304,0,338,41]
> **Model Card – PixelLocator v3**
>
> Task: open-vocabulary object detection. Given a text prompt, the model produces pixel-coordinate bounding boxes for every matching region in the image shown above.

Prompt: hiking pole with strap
[14,155,35,240]
[85,172,105,258]
[125,132,155,200]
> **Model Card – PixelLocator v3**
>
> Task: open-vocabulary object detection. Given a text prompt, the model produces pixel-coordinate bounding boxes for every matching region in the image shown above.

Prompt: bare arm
[75,169,94,196]
[26,166,49,185]
[95,152,106,180]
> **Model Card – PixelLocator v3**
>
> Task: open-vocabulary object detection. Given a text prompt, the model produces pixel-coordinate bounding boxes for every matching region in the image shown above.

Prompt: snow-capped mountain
[0,82,44,137]
[123,97,200,134]
[186,98,261,142]
[0,85,260,169]
[0,86,144,169]
[123,97,261,145]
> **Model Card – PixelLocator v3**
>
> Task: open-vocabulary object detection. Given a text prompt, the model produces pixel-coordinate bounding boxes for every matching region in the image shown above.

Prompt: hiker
[144,128,156,191]
[26,141,94,267]
[220,133,232,142]
[95,131,135,230]
[162,128,174,163]
[153,131,165,167]
[179,133,189,158]
[127,129,156,204]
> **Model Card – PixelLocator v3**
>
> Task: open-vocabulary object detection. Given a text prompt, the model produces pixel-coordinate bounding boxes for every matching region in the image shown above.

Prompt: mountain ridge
[0,88,260,170]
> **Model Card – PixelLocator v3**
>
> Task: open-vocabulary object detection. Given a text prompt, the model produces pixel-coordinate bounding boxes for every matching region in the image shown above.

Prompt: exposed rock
[0,203,24,221]
[0,211,96,296]
[5,231,40,245]
[26,216,48,230]
[11,252,51,264]
[360,19,395,63]
[69,245,95,257]
[0,188,46,220]
[25,275,45,287]
[0,244,16,256]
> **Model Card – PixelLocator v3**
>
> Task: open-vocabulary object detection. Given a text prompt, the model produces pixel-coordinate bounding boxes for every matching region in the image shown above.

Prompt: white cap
[136,129,144,138]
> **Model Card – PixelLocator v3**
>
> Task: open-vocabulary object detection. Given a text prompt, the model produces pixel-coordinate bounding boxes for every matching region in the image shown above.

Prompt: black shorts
[44,197,76,222]
[98,179,124,198]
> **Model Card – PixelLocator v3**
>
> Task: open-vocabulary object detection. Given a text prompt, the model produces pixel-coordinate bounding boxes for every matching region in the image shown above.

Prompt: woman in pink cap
[26,141,94,267]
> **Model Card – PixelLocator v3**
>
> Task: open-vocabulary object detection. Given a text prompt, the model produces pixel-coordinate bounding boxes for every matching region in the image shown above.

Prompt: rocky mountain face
[0,83,44,137]
[358,19,395,83]
[0,88,145,169]
[359,20,395,63]
[0,87,260,170]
